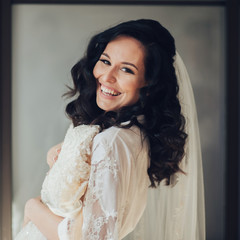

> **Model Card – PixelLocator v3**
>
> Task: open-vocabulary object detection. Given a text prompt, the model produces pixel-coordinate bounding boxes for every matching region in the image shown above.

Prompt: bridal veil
[125,52,205,240]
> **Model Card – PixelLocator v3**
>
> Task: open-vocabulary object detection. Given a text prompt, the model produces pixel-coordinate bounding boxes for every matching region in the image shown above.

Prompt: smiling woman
[14,19,205,240]
[94,36,146,111]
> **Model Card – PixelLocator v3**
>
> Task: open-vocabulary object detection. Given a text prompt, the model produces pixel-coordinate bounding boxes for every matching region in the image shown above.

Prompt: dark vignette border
[0,0,239,239]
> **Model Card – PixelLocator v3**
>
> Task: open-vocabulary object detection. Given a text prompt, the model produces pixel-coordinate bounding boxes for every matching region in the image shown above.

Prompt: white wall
[12,5,225,239]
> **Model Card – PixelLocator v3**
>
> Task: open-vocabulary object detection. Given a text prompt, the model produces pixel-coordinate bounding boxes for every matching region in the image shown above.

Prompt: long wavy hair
[65,19,187,187]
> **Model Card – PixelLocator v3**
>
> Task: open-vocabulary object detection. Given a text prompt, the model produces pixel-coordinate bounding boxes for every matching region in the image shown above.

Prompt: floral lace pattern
[15,124,100,240]
[41,124,100,218]
[82,127,149,240]
[82,141,119,240]
[15,124,149,240]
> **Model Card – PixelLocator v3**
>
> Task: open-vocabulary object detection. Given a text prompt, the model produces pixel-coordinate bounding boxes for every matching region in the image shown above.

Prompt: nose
[101,66,117,83]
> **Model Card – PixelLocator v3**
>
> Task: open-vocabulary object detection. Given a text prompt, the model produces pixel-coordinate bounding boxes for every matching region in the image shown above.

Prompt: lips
[100,84,121,96]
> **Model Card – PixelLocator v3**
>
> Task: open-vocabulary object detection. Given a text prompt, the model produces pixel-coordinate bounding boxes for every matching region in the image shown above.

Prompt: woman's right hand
[47,143,62,169]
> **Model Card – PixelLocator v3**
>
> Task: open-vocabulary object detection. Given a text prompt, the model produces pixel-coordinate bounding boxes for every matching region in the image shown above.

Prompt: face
[93,36,146,112]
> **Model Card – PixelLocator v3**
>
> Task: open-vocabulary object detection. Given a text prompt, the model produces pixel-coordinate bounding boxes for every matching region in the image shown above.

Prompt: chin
[97,104,115,112]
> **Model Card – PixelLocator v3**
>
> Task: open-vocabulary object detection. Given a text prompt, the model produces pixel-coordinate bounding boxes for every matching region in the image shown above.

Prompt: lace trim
[82,142,119,240]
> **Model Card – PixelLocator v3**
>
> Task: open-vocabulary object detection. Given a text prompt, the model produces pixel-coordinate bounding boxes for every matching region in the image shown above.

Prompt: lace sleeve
[82,135,122,240]
[41,124,99,218]
[40,124,99,240]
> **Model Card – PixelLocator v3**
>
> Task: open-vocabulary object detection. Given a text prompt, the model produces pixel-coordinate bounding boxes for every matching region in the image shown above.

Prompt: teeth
[101,85,120,96]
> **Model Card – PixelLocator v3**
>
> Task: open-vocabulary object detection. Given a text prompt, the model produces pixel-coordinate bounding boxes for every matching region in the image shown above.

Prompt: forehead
[104,36,145,63]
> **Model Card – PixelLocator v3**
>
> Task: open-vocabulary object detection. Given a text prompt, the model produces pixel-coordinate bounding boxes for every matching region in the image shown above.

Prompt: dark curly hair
[65,19,187,187]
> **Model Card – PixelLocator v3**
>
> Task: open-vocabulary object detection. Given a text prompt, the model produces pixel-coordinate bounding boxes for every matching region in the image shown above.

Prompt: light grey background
[11,5,225,240]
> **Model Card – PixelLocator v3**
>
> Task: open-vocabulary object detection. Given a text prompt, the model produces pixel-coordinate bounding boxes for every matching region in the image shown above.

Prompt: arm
[24,196,64,240]
[82,136,122,239]
[22,125,99,239]
[22,143,63,239]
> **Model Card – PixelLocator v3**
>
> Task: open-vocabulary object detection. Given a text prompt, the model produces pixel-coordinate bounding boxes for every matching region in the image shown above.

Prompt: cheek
[93,62,102,79]
[120,82,141,97]
[126,78,146,92]
[93,64,98,78]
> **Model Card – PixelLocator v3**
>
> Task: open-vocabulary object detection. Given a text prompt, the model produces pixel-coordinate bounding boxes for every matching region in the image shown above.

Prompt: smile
[100,84,121,96]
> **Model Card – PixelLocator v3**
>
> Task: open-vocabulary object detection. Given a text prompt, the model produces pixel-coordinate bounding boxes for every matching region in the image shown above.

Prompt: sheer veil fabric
[124,52,205,240]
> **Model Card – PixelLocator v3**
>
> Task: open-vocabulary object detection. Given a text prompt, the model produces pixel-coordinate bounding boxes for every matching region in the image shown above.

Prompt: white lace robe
[15,123,150,240]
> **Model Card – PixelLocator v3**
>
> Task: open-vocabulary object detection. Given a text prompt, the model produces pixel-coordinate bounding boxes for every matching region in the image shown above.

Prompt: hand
[47,143,62,169]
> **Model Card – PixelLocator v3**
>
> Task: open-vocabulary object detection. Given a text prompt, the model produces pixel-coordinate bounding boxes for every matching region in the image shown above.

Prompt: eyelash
[99,59,110,65]
[121,67,134,74]
[99,59,135,75]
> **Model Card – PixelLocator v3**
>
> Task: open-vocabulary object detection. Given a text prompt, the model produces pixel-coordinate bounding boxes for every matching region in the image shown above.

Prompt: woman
[15,19,205,240]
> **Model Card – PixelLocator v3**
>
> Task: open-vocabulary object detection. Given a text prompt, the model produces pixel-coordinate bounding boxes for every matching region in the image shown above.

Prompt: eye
[121,67,134,74]
[99,59,111,65]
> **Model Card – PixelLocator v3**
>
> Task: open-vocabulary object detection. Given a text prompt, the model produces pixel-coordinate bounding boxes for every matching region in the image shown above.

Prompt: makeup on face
[93,36,146,112]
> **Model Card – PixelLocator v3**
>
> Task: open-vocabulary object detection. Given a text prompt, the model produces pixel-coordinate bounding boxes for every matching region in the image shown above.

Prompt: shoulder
[91,125,147,165]
[92,125,143,150]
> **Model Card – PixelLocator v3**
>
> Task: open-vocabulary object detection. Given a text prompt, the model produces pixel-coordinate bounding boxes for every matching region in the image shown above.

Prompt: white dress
[14,123,150,240]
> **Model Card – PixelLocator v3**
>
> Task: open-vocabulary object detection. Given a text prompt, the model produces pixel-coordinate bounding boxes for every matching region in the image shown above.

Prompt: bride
[15,19,205,240]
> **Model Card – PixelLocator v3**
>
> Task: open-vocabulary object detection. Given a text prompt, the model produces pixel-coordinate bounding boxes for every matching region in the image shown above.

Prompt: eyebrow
[102,52,139,71]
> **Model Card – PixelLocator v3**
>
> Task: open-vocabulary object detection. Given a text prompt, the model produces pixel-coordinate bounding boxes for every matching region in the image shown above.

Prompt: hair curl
[65,19,187,187]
